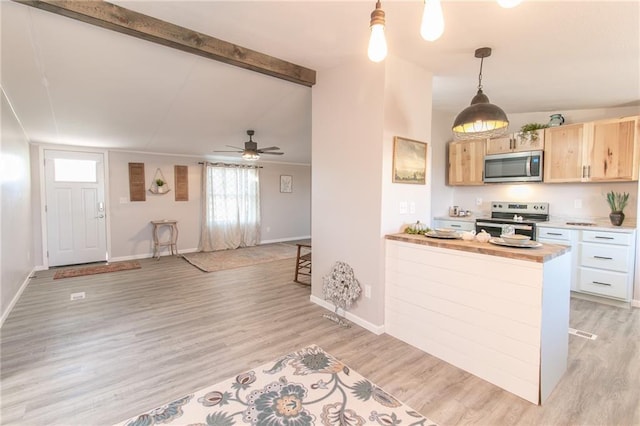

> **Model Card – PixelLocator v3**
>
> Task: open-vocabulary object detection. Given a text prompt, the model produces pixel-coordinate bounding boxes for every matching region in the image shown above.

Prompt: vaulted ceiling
[2,1,638,164]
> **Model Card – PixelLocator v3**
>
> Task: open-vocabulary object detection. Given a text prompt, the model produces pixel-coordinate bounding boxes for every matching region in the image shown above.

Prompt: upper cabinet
[544,116,639,183]
[486,130,545,155]
[448,139,485,186]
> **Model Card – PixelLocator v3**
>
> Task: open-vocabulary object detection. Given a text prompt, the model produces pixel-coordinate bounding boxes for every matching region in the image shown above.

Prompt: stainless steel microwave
[483,150,543,183]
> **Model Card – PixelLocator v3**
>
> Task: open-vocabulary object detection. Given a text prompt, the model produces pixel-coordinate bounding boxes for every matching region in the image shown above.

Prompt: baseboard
[310,295,385,335]
[109,248,199,263]
[570,291,631,309]
[631,299,640,309]
[1,267,35,328]
[261,236,311,244]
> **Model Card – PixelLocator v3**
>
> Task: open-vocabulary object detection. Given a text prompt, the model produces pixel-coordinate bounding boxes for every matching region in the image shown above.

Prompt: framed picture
[392,136,428,184]
[280,175,293,193]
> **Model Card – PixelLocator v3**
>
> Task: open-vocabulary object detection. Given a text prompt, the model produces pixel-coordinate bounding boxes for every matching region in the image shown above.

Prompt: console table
[151,220,179,259]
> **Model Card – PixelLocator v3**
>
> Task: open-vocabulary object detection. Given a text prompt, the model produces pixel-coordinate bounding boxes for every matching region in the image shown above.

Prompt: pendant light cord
[477,57,484,91]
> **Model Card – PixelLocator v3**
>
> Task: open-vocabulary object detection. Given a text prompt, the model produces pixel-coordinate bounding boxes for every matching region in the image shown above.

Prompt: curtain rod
[198,161,262,169]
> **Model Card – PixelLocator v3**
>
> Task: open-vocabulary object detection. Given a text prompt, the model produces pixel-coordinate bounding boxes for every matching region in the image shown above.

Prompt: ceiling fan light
[242,151,260,161]
[420,0,445,42]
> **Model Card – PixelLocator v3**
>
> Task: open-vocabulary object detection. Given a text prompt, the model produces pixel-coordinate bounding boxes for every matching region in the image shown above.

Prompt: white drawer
[578,268,629,300]
[537,228,571,241]
[581,230,632,246]
[433,220,475,232]
[579,243,631,272]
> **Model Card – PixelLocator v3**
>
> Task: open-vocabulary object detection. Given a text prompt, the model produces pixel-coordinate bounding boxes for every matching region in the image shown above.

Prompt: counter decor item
[548,113,565,127]
[404,220,429,235]
[322,261,361,328]
[519,123,548,141]
[606,190,629,226]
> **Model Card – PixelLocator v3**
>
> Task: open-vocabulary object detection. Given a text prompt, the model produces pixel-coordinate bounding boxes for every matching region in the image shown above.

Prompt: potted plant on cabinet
[606,191,629,226]
[519,123,548,142]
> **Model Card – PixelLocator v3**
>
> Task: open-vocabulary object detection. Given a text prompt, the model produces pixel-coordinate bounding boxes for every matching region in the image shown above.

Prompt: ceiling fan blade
[259,151,284,155]
[257,146,280,151]
[226,145,245,150]
[213,150,243,153]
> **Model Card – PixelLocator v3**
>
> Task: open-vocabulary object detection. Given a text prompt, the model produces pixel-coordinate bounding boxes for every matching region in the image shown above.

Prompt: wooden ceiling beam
[15,0,316,87]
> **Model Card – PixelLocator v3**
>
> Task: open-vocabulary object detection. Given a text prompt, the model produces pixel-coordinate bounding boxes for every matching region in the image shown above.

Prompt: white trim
[310,295,385,335]
[0,268,34,328]
[260,236,311,244]
[631,299,640,308]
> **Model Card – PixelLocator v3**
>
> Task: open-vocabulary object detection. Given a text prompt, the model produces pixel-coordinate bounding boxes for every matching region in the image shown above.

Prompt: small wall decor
[149,168,170,194]
[280,175,292,193]
[392,136,427,184]
[128,162,146,201]
[174,165,189,201]
[322,261,362,328]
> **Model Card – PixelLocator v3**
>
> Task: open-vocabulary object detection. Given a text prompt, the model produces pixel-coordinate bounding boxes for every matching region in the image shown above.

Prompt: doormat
[182,243,298,272]
[53,261,141,280]
[113,344,437,426]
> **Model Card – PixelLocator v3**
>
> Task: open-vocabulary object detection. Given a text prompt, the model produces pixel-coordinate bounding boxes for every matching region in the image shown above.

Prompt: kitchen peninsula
[385,233,571,404]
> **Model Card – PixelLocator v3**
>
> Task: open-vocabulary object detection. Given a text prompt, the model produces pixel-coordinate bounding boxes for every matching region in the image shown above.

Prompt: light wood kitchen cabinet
[544,116,639,183]
[486,130,545,155]
[448,139,485,186]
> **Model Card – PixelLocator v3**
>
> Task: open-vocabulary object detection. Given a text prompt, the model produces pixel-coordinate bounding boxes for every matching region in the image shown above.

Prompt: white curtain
[199,163,261,251]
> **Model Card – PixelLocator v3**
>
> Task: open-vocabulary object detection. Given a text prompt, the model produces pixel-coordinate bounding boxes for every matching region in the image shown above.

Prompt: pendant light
[367,1,387,62]
[452,47,509,140]
[420,0,445,42]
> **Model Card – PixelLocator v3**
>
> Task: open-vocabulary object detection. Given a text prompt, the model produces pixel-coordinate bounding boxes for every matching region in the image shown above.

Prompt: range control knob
[534,205,539,210]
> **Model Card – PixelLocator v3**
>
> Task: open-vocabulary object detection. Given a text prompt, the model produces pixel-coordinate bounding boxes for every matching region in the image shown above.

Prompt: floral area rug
[182,243,298,273]
[114,345,437,426]
[53,261,141,280]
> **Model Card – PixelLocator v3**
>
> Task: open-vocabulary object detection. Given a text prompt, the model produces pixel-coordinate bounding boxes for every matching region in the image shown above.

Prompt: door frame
[39,145,112,269]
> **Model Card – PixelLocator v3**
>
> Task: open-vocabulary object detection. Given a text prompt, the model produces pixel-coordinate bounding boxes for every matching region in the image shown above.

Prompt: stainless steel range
[475,201,549,240]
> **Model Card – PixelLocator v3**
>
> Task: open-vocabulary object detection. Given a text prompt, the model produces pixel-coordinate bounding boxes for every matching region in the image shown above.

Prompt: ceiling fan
[214,130,284,160]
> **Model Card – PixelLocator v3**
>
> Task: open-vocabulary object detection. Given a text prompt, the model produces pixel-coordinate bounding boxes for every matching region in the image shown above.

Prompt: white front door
[44,150,107,266]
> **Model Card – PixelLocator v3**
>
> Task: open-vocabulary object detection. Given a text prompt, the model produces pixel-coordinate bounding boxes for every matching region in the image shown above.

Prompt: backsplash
[445,181,638,221]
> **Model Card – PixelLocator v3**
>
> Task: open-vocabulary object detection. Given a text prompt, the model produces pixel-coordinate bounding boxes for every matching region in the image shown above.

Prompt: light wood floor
[1,255,639,425]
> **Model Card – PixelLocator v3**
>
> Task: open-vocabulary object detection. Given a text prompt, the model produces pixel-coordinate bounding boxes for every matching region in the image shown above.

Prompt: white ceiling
[2,1,639,164]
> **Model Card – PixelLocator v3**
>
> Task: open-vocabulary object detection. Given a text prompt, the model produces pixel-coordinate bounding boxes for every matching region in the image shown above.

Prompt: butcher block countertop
[386,233,570,263]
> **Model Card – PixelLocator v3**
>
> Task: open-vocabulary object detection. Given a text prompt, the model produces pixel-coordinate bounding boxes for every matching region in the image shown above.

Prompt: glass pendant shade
[420,0,445,41]
[368,1,387,62]
[452,89,509,140]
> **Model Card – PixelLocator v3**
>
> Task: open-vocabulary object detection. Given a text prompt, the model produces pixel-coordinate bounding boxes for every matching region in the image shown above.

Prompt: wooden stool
[294,243,311,285]
[151,220,179,259]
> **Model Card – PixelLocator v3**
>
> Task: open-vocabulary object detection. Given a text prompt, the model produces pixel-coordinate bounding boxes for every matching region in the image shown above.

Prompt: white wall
[312,55,432,328]
[1,91,34,323]
[107,152,311,259]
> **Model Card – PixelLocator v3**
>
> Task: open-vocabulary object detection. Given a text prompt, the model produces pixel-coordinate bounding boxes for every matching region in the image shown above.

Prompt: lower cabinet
[537,227,578,291]
[577,230,635,301]
[432,218,475,232]
[537,226,636,302]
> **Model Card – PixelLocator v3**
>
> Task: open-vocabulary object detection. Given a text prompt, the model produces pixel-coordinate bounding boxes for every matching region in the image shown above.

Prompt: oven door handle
[476,222,533,231]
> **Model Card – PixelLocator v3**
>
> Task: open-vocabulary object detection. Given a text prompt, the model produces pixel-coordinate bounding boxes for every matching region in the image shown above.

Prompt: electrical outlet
[364,285,372,298]
[574,199,582,209]
[476,197,482,206]
[399,202,408,214]
[409,202,416,214]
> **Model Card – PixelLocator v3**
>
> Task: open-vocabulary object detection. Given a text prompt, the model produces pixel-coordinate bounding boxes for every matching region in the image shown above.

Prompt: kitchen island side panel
[385,239,570,404]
